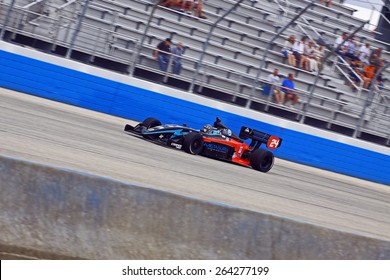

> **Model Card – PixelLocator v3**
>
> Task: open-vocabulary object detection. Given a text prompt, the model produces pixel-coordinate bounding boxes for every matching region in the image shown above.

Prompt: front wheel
[142,117,161,128]
[183,132,204,155]
[250,148,274,173]
[141,117,161,140]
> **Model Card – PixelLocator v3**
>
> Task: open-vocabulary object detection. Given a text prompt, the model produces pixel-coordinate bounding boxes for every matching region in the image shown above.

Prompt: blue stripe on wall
[0,50,389,185]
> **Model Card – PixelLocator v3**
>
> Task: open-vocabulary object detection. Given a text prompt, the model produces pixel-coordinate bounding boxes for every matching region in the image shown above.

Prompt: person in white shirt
[293,36,307,69]
[313,44,325,72]
[334,32,348,57]
[345,36,358,60]
[305,41,318,73]
[282,35,296,67]
[267,68,283,104]
[358,42,371,62]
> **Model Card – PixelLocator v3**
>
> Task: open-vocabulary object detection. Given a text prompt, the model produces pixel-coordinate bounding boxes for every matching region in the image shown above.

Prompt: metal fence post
[0,0,17,40]
[128,1,160,76]
[188,0,245,93]
[65,0,90,59]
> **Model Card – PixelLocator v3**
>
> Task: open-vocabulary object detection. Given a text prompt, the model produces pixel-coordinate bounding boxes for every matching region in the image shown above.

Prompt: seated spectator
[154,38,172,71]
[293,36,308,69]
[160,0,207,18]
[193,0,207,19]
[281,73,299,107]
[348,58,364,90]
[282,35,296,67]
[321,0,332,8]
[265,68,283,104]
[160,0,175,8]
[360,53,370,66]
[180,0,193,14]
[344,36,358,61]
[170,42,184,74]
[313,44,325,71]
[369,47,385,72]
[334,32,348,57]
[304,40,317,72]
[358,42,371,62]
[363,64,376,89]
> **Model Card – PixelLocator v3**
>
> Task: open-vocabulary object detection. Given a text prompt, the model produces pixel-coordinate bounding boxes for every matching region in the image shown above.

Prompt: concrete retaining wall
[0,43,389,185]
[1,155,389,259]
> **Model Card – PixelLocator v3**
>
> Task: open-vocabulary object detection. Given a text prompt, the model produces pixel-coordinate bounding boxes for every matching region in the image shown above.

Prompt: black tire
[250,148,274,173]
[183,132,204,155]
[142,117,161,128]
[141,117,161,140]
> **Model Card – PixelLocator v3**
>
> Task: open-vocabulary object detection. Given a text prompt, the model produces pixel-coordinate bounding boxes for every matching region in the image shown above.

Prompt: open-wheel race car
[124,117,282,173]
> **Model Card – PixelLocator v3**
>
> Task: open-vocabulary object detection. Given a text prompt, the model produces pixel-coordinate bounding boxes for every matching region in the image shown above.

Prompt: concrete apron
[1,155,389,259]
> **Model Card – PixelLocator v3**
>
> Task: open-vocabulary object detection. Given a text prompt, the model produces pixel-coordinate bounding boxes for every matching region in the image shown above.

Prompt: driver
[202,124,213,133]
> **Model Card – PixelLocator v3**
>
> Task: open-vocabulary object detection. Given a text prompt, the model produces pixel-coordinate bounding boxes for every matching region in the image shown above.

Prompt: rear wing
[239,126,282,150]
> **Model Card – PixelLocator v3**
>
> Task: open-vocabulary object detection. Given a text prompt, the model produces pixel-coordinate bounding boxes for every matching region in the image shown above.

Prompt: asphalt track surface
[1,88,390,243]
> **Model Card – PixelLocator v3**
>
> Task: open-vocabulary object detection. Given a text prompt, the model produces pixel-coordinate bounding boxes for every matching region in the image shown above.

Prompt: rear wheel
[141,117,161,140]
[250,148,274,173]
[183,132,204,155]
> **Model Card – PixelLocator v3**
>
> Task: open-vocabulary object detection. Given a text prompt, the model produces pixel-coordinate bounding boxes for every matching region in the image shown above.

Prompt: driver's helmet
[202,124,213,133]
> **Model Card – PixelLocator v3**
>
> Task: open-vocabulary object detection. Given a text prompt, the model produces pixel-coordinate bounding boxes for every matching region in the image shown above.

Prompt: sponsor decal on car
[170,143,182,149]
[203,143,229,152]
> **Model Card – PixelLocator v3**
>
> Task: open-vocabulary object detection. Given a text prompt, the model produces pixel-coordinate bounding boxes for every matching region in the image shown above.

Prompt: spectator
[192,0,207,19]
[344,36,358,61]
[170,42,184,74]
[321,0,332,8]
[358,42,371,62]
[313,44,325,71]
[292,35,307,69]
[334,32,348,57]
[369,47,385,71]
[154,38,172,71]
[180,0,193,14]
[363,64,376,89]
[304,40,317,72]
[160,0,175,8]
[282,73,299,107]
[282,35,296,67]
[160,0,207,19]
[266,68,283,104]
[348,57,364,91]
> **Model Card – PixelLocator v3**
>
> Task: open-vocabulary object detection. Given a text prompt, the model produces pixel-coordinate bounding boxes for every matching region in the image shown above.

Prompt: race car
[124,117,282,173]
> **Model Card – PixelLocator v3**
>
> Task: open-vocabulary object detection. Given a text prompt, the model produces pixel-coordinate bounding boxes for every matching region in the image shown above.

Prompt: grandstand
[1,0,389,146]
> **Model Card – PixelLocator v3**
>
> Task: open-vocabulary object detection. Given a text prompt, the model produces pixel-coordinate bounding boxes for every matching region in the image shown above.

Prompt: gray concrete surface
[1,88,390,259]
[1,154,390,259]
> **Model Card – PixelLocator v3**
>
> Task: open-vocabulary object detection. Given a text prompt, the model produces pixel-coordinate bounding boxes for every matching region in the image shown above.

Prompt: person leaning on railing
[154,38,172,71]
